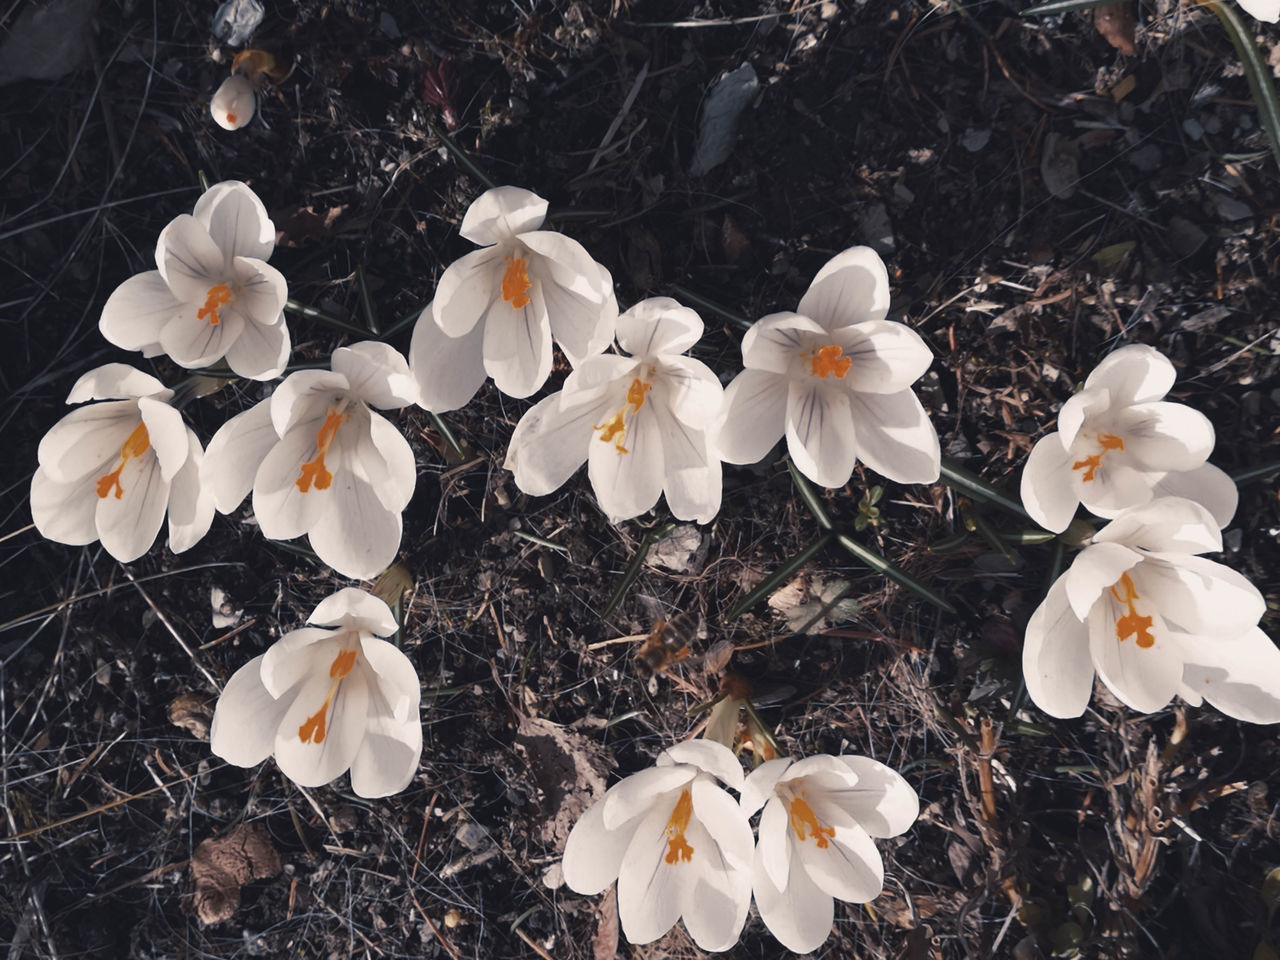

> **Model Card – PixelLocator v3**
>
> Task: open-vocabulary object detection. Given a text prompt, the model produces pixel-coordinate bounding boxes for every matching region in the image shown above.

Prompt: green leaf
[725,534,833,621]
[667,283,753,332]
[356,265,381,335]
[1203,0,1280,171]
[836,534,956,614]
[284,298,368,337]
[940,458,1031,521]
[1021,0,1116,14]
[1232,459,1280,486]
[1091,240,1136,270]
[602,523,677,619]
[787,460,834,530]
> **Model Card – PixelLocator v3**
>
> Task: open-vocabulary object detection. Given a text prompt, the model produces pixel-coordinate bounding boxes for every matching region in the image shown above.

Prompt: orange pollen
[592,378,652,455]
[197,284,235,326]
[501,256,532,309]
[1072,432,1125,483]
[296,408,347,493]
[299,648,359,744]
[225,112,238,125]
[788,794,835,848]
[663,789,695,865]
[1109,571,1155,649]
[808,344,853,379]
[95,422,151,500]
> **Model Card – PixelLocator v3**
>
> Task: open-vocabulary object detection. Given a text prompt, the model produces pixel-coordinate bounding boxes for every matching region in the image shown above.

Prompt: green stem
[667,283,753,332]
[356,265,381,335]
[1231,459,1280,485]
[836,534,956,614]
[787,461,834,530]
[940,458,1030,521]
[1202,0,1280,171]
[284,298,368,338]
[425,118,497,189]
[602,523,677,619]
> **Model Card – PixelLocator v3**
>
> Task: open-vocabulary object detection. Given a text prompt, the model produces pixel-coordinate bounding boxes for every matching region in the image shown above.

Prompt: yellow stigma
[1072,432,1125,483]
[1110,571,1155,649]
[788,794,835,848]
[806,344,853,379]
[298,649,359,744]
[663,788,695,865]
[197,284,235,326]
[593,377,652,455]
[501,256,532,309]
[95,422,151,500]
[296,408,347,493]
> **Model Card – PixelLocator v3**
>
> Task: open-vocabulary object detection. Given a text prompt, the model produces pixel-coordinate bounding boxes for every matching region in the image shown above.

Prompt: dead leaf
[168,693,212,740]
[592,886,619,960]
[1094,3,1136,57]
[190,823,283,925]
[273,203,347,247]
[515,716,614,849]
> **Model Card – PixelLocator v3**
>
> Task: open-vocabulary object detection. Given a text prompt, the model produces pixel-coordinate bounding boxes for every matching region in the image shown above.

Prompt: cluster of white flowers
[562,740,919,953]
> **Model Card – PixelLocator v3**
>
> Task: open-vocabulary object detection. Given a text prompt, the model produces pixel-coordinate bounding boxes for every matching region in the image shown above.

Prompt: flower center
[295,407,347,493]
[1109,571,1154,649]
[593,377,652,455]
[501,256,532,309]
[805,344,853,379]
[298,648,359,744]
[663,788,695,865]
[197,284,235,326]
[95,422,151,500]
[787,793,835,848]
[1071,432,1125,482]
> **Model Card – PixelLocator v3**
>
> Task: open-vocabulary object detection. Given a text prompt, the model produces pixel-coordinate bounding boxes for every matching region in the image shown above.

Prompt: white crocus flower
[99,180,290,380]
[1023,497,1280,722]
[718,247,940,488]
[504,298,722,523]
[562,740,754,952]
[202,342,417,580]
[30,364,213,563]
[1237,0,1279,21]
[210,588,422,798]
[740,754,920,954]
[411,185,617,405]
[210,73,255,130]
[1020,344,1237,533]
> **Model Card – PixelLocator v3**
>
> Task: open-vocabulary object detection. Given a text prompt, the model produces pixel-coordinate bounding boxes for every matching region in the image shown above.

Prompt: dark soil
[3,1,1280,958]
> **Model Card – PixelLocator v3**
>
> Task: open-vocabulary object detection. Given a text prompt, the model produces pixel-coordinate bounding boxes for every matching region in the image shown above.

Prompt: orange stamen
[1109,571,1155,649]
[663,789,695,864]
[501,256,532,309]
[788,794,835,848]
[1072,432,1125,482]
[225,112,238,126]
[592,378,653,455]
[95,422,151,500]
[299,648,360,744]
[197,284,234,326]
[808,344,853,379]
[296,408,346,493]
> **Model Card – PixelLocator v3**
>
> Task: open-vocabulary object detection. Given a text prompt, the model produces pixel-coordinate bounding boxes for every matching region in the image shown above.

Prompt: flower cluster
[562,740,919,953]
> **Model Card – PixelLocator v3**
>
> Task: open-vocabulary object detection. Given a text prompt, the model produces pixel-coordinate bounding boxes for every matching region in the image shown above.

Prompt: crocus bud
[210,73,255,130]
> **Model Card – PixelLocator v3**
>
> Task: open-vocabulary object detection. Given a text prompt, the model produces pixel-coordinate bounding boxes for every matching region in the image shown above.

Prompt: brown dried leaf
[190,823,282,925]
[1094,2,1136,56]
[273,203,348,247]
[168,693,212,740]
[592,886,619,960]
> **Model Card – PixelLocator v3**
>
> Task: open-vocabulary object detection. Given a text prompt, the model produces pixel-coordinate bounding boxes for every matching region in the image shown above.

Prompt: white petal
[459,186,548,245]
[616,297,703,357]
[844,388,940,484]
[1091,497,1222,554]
[159,297,245,369]
[1084,344,1174,405]
[167,429,214,553]
[785,382,857,488]
[359,636,420,718]
[432,246,503,337]
[616,800,693,945]
[99,271,182,354]
[602,766,694,830]
[210,74,255,130]
[332,341,417,409]
[224,311,290,381]
[1057,388,1111,450]
[835,320,932,393]
[1023,576,1095,719]
[30,469,98,545]
[562,796,637,894]
[159,214,227,301]
[691,778,754,871]
[562,354,637,399]
[348,684,421,798]
[717,369,787,465]
[832,756,919,838]
[587,402,664,522]
[1113,401,1214,471]
[483,286,553,399]
[797,246,891,332]
[527,246,616,363]
[269,369,349,438]
[1076,460,1157,519]
[209,655,291,766]
[230,255,287,319]
[505,391,601,497]
[409,302,488,413]
[740,758,793,815]
[259,627,332,698]
[1179,627,1280,722]
[1088,595,1181,713]
[95,453,170,562]
[66,363,166,403]
[310,588,398,634]
[203,397,277,514]
[1237,0,1280,19]
[365,412,417,513]
[654,401,721,524]
[1064,541,1143,621]
[1130,555,1265,637]
[660,356,723,430]
[252,423,329,541]
[38,401,138,483]
[307,470,402,580]
[1150,463,1238,529]
[757,796,791,892]
[274,668,370,788]
[682,816,752,951]
[193,180,274,261]
[137,396,190,482]
[1020,433,1079,533]
[752,839,835,954]
[741,312,825,374]
[659,739,745,790]
[800,821,884,903]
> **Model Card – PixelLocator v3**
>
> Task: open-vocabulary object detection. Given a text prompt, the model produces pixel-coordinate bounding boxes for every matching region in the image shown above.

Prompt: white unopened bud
[210,73,255,131]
